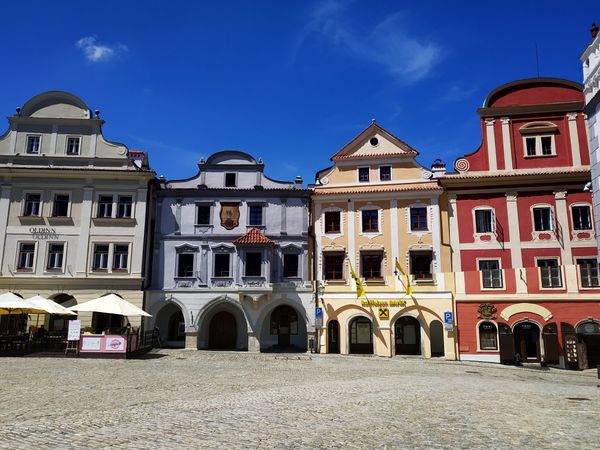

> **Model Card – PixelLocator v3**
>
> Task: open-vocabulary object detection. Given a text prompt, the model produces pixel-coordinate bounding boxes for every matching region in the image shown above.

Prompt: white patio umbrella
[0,292,47,315]
[25,295,76,316]
[67,293,151,317]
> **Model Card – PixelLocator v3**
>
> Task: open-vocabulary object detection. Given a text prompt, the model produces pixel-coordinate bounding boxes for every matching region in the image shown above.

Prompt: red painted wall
[456,195,509,244]
[516,193,556,243]
[488,86,583,107]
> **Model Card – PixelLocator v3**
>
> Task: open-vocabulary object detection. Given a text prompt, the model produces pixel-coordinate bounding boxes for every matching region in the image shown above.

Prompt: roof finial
[371,118,376,124]
[592,22,599,39]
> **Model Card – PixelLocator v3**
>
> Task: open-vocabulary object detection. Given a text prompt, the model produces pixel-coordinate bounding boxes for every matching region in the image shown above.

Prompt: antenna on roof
[535,43,540,78]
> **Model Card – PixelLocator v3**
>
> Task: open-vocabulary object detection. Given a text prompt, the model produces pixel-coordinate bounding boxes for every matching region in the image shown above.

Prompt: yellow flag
[395,259,413,295]
[348,260,366,298]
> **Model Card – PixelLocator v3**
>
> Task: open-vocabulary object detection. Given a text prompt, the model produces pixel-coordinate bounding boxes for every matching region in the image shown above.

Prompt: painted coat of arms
[220,202,240,230]
[477,303,497,320]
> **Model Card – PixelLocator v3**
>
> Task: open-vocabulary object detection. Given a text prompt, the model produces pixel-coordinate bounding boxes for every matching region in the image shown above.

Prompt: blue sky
[0,1,596,183]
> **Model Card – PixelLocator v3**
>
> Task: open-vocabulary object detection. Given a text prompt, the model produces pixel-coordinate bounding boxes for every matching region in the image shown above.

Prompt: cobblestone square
[1,351,599,449]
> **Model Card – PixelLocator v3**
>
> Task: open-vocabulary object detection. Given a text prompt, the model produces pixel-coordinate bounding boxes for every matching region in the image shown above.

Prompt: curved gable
[20,91,91,119]
[483,78,583,108]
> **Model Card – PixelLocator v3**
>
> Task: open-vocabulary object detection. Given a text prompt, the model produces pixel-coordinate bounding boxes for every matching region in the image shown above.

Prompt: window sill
[524,154,557,159]
[92,217,136,226]
[476,349,500,353]
[112,269,129,273]
[539,285,564,290]
[324,279,347,284]
[365,278,385,284]
[195,223,213,227]
[45,269,64,274]
[18,216,44,224]
[580,284,600,290]
[91,269,109,273]
[481,286,505,291]
[174,276,196,280]
[48,216,74,225]
[16,268,34,273]
[247,224,265,228]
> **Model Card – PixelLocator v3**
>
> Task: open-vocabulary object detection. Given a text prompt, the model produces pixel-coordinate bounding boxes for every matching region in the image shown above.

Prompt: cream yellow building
[312,122,456,359]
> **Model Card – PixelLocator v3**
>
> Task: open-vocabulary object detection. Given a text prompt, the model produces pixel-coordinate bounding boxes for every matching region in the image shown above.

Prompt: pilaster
[75,187,94,275]
[485,118,498,171]
[0,185,13,276]
[500,117,513,170]
[390,199,399,290]
[49,124,58,155]
[554,190,573,265]
[430,197,444,290]
[567,113,582,167]
[447,194,461,272]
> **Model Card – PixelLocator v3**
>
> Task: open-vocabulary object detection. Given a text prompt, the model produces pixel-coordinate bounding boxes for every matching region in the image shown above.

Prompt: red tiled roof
[234,228,274,245]
[444,166,590,180]
[312,182,442,195]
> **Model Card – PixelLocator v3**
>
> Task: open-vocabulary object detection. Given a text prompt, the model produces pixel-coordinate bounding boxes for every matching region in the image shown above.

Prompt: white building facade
[582,24,600,256]
[0,91,154,333]
[146,151,314,351]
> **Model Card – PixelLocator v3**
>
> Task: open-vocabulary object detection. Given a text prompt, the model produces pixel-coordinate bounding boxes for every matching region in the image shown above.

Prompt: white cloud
[76,36,128,62]
[294,2,441,83]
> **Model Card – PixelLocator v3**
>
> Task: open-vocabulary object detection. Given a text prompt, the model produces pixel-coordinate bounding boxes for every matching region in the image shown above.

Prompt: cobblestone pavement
[1,351,599,449]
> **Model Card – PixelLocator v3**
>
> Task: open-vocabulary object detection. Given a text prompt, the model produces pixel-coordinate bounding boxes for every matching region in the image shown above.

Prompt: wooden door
[395,317,421,355]
[499,324,514,365]
[542,323,559,364]
[328,320,340,354]
[209,311,237,350]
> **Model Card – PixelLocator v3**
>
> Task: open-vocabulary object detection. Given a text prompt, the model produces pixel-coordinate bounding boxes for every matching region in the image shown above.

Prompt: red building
[442,78,600,369]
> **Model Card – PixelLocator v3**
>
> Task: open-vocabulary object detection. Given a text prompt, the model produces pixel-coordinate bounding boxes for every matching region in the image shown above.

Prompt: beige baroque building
[312,122,456,359]
[0,91,154,333]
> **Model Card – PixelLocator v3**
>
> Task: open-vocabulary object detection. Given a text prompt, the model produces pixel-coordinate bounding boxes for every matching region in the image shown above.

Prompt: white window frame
[213,252,232,278]
[282,251,301,279]
[65,136,82,155]
[15,241,37,272]
[476,258,504,290]
[522,134,556,157]
[476,320,499,352]
[378,165,392,182]
[22,191,43,217]
[357,166,370,183]
[408,204,429,233]
[531,205,554,232]
[247,203,265,227]
[576,257,600,289]
[322,207,344,238]
[195,202,213,226]
[50,192,71,218]
[116,195,134,219]
[26,135,42,155]
[358,204,382,237]
[96,194,115,218]
[473,207,496,234]
[45,241,66,273]
[91,243,111,272]
[176,252,196,278]
[112,243,130,271]
[571,203,593,232]
[535,257,563,290]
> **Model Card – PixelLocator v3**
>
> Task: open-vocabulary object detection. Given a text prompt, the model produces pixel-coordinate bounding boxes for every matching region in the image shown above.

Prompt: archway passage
[328,320,340,354]
[155,303,185,348]
[48,294,77,332]
[209,311,237,350]
[349,317,373,354]
[514,322,541,362]
[577,321,600,368]
[430,320,444,357]
[395,316,421,355]
[260,304,307,352]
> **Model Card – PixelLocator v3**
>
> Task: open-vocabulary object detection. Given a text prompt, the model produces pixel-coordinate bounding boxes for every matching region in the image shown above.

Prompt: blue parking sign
[315,307,323,319]
[444,311,453,324]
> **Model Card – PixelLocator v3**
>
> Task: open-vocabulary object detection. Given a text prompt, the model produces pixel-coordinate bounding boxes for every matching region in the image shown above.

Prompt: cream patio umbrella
[67,293,151,317]
[25,295,77,316]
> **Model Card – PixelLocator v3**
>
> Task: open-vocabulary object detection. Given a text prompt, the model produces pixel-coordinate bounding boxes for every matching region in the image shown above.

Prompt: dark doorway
[168,310,185,343]
[327,320,340,354]
[270,305,299,350]
[577,321,600,368]
[49,294,76,332]
[209,311,237,350]
[395,316,421,355]
[542,323,560,365]
[430,320,444,357]
[499,323,515,364]
[92,313,123,334]
[349,317,373,354]
[514,322,540,362]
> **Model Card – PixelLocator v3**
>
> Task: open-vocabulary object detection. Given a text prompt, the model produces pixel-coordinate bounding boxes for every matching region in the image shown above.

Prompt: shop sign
[81,337,101,351]
[29,227,59,240]
[105,337,126,351]
[67,320,81,341]
[378,307,389,320]
[360,300,406,307]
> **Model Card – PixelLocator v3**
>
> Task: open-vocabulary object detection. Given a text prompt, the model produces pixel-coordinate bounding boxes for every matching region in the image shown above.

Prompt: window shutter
[490,210,496,233]
[549,208,555,231]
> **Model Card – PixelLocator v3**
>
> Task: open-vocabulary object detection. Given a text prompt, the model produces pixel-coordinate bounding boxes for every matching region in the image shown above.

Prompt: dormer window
[66,137,81,155]
[26,136,41,154]
[225,173,236,187]
[520,122,558,157]
[358,167,369,182]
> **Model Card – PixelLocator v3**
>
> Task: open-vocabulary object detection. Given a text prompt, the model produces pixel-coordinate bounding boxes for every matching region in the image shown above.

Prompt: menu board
[67,320,81,341]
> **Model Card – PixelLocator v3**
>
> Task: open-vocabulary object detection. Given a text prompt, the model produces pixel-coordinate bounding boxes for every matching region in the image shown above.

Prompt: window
[92,244,109,270]
[533,207,553,231]
[177,253,194,278]
[26,136,40,154]
[225,173,236,187]
[479,322,498,350]
[245,252,262,276]
[479,260,502,288]
[324,211,341,233]
[117,196,133,218]
[24,193,41,216]
[283,254,299,278]
[324,252,344,280]
[112,245,129,270]
[52,194,69,217]
[17,243,35,270]
[410,251,433,281]
[248,205,263,226]
[379,166,391,181]
[578,258,600,287]
[537,259,561,288]
[410,207,428,231]
[196,204,211,225]
[358,167,369,182]
[572,205,592,231]
[47,243,64,270]
[66,137,80,155]
[214,253,230,277]
[361,252,383,280]
[475,209,494,233]
[524,135,555,157]
[97,195,113,218]
[361,210,378,233]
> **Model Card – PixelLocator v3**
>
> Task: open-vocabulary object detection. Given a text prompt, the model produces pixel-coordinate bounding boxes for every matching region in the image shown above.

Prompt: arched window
[479,321,498,350]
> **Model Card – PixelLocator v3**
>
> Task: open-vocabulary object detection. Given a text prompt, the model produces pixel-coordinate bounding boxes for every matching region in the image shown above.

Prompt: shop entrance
[270,305,299,350]
[209,311,237,350]
[327,320,340,354]
[349,317,373,354]
[542,323,560,365]
[577,321,600,368]
[430,320,444,357]
[395,316,421,355]
[514,322,540,362]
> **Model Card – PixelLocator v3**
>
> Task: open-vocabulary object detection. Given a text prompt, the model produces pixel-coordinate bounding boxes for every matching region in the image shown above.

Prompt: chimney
[592,22,599,39]
[431,159,446,178]
[294,176,303,189]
